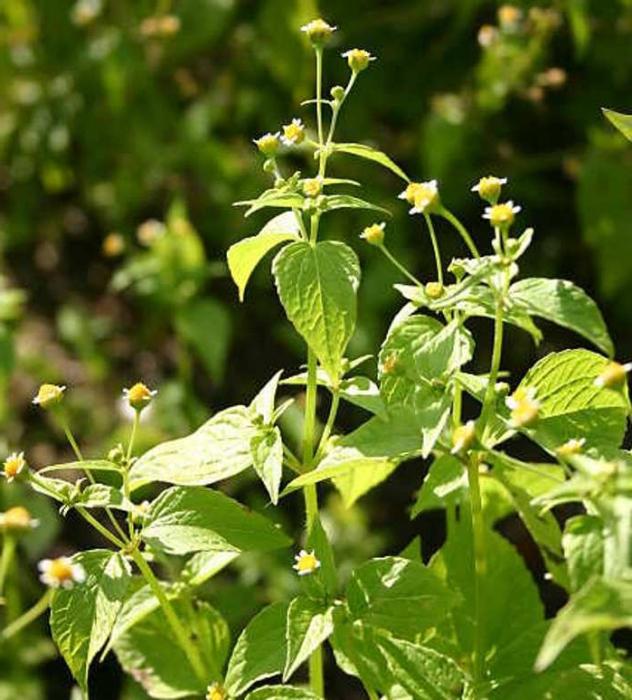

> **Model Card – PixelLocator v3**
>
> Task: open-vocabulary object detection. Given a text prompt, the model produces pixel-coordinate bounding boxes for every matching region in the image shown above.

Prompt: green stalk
[314,391,340,463]
[423,213,444,286]
[76,507,126,549]
[124,411,140,538]
[440,207,480,259]
[0,535,16,598]
[315,47,324,147]
[302,347,319,529]
[378,244,422,286]
[130,549,208,686]
[1,589,53,641]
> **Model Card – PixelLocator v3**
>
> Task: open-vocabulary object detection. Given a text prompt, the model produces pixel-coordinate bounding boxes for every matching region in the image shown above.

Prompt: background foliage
[1,0,631,697]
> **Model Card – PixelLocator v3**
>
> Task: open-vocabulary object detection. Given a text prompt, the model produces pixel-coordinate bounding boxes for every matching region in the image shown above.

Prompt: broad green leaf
[410,455,467,518]
[227,212,300,301]
[536,577,632,671]
[273,240,360,381]
[510,278,613,356]
[225,602,289,697]
[300,516,338,599]
[114,601,229,698]
[322,194,391,216]
[234,191,305,217]
[339,375,386,417]
[50,550,131,695]
[251,370,284,424]
[129,406,258,490]
[603,108,632,141]
[563,515,604,593]
[346,557,458,640]
[331,142,409,181]
[251,426,283,505]
[245,687,321,700]
[283,597,334,681]
[519,349,629,450]
[142,486,291,555]
[181,550,240,587]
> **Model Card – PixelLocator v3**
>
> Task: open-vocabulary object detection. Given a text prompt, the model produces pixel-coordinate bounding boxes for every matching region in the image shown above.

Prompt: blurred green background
[1,0,631,697]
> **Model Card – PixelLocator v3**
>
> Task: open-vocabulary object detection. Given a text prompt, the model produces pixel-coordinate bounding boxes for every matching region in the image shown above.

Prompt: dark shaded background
[1,0,631,697]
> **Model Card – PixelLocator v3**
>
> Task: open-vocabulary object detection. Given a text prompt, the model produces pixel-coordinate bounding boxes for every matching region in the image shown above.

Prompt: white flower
[483,200,521,228]
[2,451,27,482]
[38,557,86,589]
[293,549,321,576]
[399,180,440,214]
[281,118,305,146]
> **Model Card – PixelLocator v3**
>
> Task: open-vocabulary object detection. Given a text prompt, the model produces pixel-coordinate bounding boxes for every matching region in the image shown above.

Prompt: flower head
[556,438,586,459]
[253,132,281,157]
[38,557,86,589]
[483,201,521,229]
[399,180,440,215]
[498,5,523,29]
[206,683,227,700]
[3,452,27,482]
[0,506,39,533]
[594,361,632,389]
[32,384,66,409]
[303,178,322,197]
[360,222,385,247]
[471,176,507,204]
[123,382,157,411]
[451,420,477,455]
[425,281,444,299]
[300,19,337,46]
[102,232,125,257]
[293,549,321,576]
[478,24,499,48]
[281,118,305,146]
[137,219,166,246]
[342,49,375,73]
[506,386,540,428]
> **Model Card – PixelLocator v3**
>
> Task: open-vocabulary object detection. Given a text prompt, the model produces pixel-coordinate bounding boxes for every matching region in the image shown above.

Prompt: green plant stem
[130,549,208,685]
[1,589,52,641]
[0,535,16,598]
[423,213,444,286]
[126,411,140,463]
[467,457,487,690]
[76,507,126,549]
[378,244,422,286]
[315,48,324,147]
[314,391,340,462]
[440,207,480,259]
[302,347,319,529]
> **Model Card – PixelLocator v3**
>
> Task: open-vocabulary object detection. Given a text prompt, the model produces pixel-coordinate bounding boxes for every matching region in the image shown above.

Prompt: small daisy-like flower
[293,549,321,576]
[253,132,281,157]
[498,5,523,29]
[281,118,305,146]
[425,281,444,299]
[32,384,66,409]
[303,178,323,197]
[451,420,477,455]
[478,24,499,48]
[102,232,125,258]
[360,222,385,247]
[399,180,440,215]
[38,557,86,589]
[506,386,540,428]
[300,19,337,46]
[3,452,27,482]
[471,176,507,204]
[342,49,376,73]
[137,219,166,246]
[123,382,157,411]
[556,438,586,458]
[206,683,227,700]
[594,361,632,389]
[483,201,521,229]
[0,506,39,533]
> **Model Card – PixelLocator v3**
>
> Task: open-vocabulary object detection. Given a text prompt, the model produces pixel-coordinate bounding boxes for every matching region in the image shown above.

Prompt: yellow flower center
[361,223,385,246]
[302,19,336,44]
[295,551,319,574]
[49,558,75,583]
[206,684,227,700]
[2,506,33,530]
[345,49,372,73]
[452,422,476,454]
[425,281,444,299]
[102,233,125,257]
[476,177,503,202]
[126,382,154,409]
[507,387,540,428]
[4,455,23,479]
[556,439,585,458]
[488,203,515,227]
[34,384,65,408]
[282,121,305,145]
[401,182,426,205]
[255,133,280,156]
[303,178,322,197]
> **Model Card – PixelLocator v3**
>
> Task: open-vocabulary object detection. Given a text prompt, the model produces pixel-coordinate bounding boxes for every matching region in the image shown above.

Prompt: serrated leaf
[283,597,334,681]
[129,406,258,490]
[510,278,613,356]
[273,240,360,381]
[339,376,386,417]
[225,602,289,697]
[251,426,284,504]
[346,557,458,640]
[518,349,630,450]
[563,515,604,592]
[410,455,467,518]
[536,577,632,671]
[181,550,239,587]
[251,370,284,424]
[245,687,321,700]
[332,142,409,181]
[603,108,632,141]
[50,550,131,695]
[227,212,300,301]
[142,486,291,555]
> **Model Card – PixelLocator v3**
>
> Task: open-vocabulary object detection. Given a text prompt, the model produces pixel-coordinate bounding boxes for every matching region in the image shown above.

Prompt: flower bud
[302,178,323,197]
[594,361,632,389]
[330,85,345,102]
[263,158,276,174]
[300,19,337,47]
[451,420,476,455]
[253,132,280,157]
[123,382,157,411]
[360,222,385,246]
[399,180,440,215]
[102,232,125,258]
[471,176,507,204]
[108,444,126,465]
[342,48,375,73]
[33,384,66,409]
[425,281,444,299]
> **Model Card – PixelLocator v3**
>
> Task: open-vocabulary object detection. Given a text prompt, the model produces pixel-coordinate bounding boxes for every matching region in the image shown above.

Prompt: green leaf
[300,516,338,599]
[603,108,632,141]
[175,297,232,382]
[250,370,284,424]
[339,376,386,417]
[181,550,240,587]
[536,577,632,671]
[346,557,459,640]
[234,191,305,218]
[251,426,284,505]
[129,406,258,490]
[283,597,334,681]
[50,550,131,695]
[245,687,321,700]
[273,241,360,382]
[331,142,409,181]
[225,602,289,697]
[141,486,291,555]
[114,601,228,698]
[322,194,391,216]
[518,349,630,450]
[410,455,467,518]
[510,278,613,356]
[563,515,604,592]
[227,212,300,301]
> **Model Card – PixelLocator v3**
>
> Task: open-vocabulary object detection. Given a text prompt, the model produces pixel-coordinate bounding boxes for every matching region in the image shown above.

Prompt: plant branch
[1,589,53,641]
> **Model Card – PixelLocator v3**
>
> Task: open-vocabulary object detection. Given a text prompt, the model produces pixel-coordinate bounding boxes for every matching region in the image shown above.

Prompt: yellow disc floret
[32,384,66,409]
[38,557,86,589]
[594,361,632,389]
[124,382,157,411]
[342,48,375,73]
[506,386,540,428]
[281,118,305,146]
[3,452,27,482]
[253,132,281,157]
[293,549,321,576]
[451,421,477,455]
[360,222,385,246]
[399,180,440,215]
[556,438,586,458]
[0,506,39,532]
[471,176,507,204]
[483,201,521,229]
[300,19,337,46]
[206,683,227,700]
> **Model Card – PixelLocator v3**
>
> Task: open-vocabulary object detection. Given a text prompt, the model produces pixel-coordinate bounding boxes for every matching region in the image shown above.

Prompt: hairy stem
[130,550,208,685]
[378,244,422,286]
[302,347,319,529]
[315,48,324,148]
[0,535,16,598]
[1,589,52,641]
[440,207,480,259]
[314,391,340,462]
[76,507,126,549]
[423,213,444,286]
